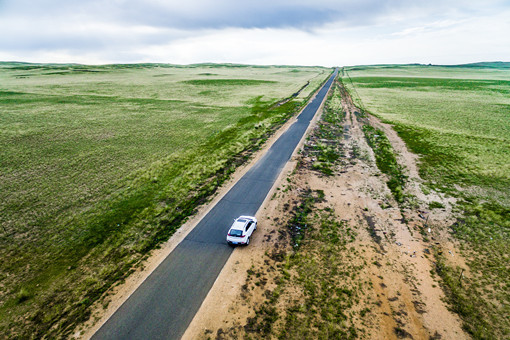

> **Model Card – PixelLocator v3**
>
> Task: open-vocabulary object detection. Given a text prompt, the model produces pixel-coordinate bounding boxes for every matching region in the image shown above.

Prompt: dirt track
[183,81,468,339]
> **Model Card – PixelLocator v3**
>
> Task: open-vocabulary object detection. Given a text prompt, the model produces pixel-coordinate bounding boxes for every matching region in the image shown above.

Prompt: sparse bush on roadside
[428,201,445,209]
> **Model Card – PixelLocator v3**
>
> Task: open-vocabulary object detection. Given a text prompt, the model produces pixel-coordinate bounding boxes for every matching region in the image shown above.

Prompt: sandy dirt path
[183,80,468,339]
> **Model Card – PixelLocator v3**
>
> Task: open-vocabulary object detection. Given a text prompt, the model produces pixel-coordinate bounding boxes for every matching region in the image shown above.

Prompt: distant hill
[345,61,510,70]
[0,61,329,70]
[3,60,509,71]
[446,61,510,69]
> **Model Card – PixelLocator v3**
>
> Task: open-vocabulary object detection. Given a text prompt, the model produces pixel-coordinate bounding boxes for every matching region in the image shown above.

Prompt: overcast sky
[1,0,509,66]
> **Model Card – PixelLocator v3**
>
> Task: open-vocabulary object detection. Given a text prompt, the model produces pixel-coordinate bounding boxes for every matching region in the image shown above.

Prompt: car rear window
[230,229,243,237]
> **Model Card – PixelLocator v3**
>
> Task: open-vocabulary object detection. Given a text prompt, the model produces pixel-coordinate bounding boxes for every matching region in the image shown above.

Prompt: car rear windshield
[229,229,243,237]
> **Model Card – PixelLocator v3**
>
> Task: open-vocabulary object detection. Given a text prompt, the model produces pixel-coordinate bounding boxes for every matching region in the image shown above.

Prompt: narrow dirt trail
[336,83,467,339]
[183,81,468,339]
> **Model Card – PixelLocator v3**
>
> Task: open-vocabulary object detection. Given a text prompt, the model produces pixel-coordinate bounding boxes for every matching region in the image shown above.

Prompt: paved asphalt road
[93,69,337,340]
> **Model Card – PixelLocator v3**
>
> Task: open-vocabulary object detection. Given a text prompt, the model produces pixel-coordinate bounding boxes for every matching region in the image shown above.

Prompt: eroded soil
[183,81,469,339]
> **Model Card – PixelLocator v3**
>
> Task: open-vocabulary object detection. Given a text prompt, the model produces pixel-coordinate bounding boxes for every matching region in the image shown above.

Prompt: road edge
[78,70,335,339]
[181,72,337,339]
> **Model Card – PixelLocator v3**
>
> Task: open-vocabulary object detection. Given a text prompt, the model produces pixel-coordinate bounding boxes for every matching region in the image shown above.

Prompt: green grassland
[343,64,510,338]
[0,62,330,337]
[344,64,510,196]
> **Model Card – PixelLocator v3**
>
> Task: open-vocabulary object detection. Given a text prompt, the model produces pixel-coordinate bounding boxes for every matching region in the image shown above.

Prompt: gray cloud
[3,0,504,30]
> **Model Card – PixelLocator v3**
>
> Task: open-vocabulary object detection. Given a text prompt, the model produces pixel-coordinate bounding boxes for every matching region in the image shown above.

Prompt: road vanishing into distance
[93,69,338,340]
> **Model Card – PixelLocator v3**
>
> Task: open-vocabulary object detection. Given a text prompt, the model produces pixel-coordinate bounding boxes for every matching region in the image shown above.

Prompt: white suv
[226,216,257,246]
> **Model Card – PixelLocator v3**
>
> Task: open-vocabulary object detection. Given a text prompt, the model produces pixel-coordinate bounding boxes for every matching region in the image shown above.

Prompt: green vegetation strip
[305,81,345,177]
[361,125,407,203]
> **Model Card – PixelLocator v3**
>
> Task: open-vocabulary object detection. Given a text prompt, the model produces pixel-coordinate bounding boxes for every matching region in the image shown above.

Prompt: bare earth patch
[183,81,468,339]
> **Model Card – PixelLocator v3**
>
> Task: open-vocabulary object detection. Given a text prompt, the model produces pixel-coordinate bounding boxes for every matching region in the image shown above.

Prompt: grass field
[0,62,330,337]
[343,63,510,338]
[344,64,510,196]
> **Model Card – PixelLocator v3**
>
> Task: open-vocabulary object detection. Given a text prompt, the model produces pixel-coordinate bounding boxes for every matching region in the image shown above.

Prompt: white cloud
[391,19,466,37]
[0,0,509,65]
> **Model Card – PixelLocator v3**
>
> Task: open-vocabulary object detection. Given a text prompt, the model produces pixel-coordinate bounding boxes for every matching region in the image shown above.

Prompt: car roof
[230,216,256,230]
[237,216,255,222]
[231,221,247,229]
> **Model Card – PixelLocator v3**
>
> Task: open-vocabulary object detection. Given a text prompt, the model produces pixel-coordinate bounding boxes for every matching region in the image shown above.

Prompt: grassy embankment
[0,62,331,338]
[343,64,510,339]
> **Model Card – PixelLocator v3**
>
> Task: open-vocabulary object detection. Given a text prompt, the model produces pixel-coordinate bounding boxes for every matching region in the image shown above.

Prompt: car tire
[246,237,250,245]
